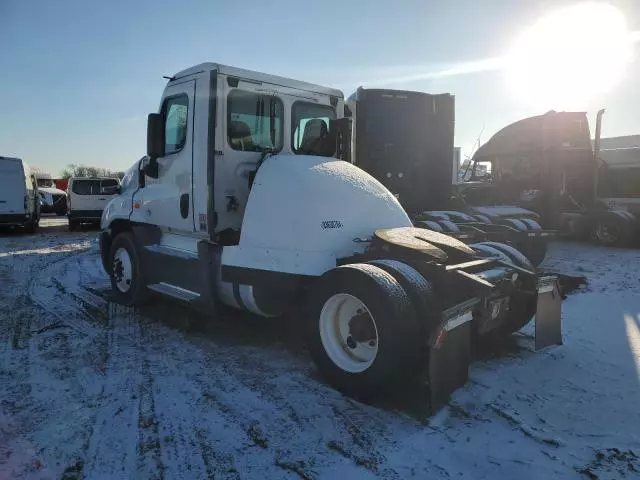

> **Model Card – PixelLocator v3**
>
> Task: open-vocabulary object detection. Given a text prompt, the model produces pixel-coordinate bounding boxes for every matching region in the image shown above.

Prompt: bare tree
[61,164,124,180]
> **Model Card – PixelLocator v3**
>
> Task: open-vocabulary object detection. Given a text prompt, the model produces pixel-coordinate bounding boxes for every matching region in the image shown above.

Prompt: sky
[1,0,640,175]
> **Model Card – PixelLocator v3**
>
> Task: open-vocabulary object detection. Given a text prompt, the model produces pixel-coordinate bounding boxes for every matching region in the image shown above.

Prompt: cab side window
[291,102,336,157]
[227,90,284,152]
[163,94,189,155]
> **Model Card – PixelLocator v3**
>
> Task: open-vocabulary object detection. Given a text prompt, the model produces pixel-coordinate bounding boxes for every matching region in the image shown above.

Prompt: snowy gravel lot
[1,217,639,479]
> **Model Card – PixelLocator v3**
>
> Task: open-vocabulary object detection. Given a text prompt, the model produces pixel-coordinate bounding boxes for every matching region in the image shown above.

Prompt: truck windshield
[291,102,336,156]
[227,90,283,152]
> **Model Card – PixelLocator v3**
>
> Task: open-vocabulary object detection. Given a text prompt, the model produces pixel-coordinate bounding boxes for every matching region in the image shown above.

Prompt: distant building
[594,135,640,150]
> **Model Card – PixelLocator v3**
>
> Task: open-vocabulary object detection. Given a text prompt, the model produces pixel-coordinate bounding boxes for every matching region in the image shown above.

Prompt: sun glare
[506,2,634,110]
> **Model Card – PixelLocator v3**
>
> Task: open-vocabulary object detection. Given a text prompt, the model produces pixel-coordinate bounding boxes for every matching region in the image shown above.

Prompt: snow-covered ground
[0,219,638,479]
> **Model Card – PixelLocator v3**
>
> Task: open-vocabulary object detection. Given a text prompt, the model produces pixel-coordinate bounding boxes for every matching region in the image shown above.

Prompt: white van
[34,171,67,215]
[67,177,120,230]
[0,156,40,233]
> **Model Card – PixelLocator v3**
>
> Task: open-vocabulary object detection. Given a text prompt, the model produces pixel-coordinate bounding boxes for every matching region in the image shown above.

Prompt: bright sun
[506,2,634,109]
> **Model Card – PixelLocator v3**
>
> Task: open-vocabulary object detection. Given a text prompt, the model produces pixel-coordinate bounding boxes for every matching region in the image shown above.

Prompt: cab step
[147,282,200,302]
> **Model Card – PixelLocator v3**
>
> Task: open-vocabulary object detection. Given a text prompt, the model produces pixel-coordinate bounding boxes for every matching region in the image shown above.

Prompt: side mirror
[145,113,164,179]
[147,113,165,159]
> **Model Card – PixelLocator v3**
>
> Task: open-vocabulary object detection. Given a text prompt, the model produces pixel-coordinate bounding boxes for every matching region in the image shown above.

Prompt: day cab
[99,63,561,407]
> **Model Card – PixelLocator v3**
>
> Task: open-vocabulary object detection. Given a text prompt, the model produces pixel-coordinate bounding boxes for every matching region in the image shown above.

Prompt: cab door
[139,80,196,233]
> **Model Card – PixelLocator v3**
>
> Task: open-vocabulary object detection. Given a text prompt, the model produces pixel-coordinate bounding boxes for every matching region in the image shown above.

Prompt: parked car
[0,156,40,233]
[67,177,120,231]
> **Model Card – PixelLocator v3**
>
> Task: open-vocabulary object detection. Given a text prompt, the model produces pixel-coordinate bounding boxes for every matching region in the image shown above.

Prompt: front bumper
[68,210,103,220]
[0,213,29,226]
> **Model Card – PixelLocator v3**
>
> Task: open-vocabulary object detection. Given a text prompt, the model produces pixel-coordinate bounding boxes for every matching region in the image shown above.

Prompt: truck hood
[39,187,66,196]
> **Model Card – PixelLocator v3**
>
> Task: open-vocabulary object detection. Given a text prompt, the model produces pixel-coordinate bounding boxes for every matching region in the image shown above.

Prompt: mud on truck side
[99,63,562,412]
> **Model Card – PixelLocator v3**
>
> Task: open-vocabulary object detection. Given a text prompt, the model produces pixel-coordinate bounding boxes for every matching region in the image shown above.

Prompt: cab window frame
[162,93,189,156]
[226,89,285,153]
[291,101,336,154]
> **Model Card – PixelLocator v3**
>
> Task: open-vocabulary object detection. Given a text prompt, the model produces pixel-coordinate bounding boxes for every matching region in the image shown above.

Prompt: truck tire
[438,220,460,233]
[509,218,548,267]
[519,218,542,231]
[473,214,492,224]
[416,220,444,232]
[502,218,528,231]
[367,259,440,342]
[592,214,632,247]
[470,242,536,339]
[108,232,150,305]
[469,243,513,264]
[307,263,421,399]
[473,241,534,271]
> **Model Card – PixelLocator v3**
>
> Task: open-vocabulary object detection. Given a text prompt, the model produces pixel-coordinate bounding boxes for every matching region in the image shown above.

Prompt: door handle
[180,194,189,219]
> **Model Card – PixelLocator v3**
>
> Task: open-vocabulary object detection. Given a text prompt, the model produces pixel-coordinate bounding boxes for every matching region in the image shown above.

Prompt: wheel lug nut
[368,340,376,347]
[346,336,357,349]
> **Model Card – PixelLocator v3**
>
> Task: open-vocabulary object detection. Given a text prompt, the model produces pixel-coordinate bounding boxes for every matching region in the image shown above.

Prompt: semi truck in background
[345,88,551,266]
[33,170,68,215]
[98,62,562,411]
[460,110,639,247]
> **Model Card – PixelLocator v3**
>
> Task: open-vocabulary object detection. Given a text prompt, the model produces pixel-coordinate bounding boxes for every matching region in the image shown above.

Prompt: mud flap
[428,305,475,414]
[534,276,562,350]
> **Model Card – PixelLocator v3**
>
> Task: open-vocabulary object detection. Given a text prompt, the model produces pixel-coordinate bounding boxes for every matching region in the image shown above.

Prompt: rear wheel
[68,219,79,231]
[307,263,420,399]
[367,259,440,342]
[471,242,536,338]
[592,215,631,247]
[108,232,149,305]
[23,218,37,234]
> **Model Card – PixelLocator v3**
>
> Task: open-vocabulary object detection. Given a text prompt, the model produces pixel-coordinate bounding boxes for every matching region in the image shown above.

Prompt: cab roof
[170,63,343,99]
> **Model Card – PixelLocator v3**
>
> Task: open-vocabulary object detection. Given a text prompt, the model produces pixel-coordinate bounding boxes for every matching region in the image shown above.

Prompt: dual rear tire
[306,262,437,399]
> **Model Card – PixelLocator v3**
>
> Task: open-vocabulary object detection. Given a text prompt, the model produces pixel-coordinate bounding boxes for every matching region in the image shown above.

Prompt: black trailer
[345,87,554,266]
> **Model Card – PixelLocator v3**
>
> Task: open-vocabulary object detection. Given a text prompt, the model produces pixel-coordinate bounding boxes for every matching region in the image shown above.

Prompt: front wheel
[306,263,421,399]
[108,232,149,305]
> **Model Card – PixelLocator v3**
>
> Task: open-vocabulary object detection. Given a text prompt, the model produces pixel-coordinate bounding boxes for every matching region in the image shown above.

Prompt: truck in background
[0,156,41,233]
[33,170,68,216]
[460,110,639,247]
[345,88,552,266]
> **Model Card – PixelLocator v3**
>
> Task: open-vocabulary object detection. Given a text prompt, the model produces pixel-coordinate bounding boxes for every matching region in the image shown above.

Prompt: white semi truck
[99,63,561,409]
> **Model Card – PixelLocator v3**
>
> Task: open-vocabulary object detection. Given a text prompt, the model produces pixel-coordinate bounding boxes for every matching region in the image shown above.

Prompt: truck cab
[100,63,400,314]
[100,63,562,407]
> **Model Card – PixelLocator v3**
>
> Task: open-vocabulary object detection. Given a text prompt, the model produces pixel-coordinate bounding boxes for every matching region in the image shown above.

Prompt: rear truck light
[430,299,478,349]
[427,298,479,413]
